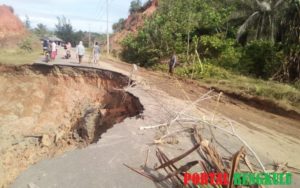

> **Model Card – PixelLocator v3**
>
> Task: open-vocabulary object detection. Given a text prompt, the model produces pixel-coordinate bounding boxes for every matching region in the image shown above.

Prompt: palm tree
[236,0,285,42]
[272,0,300,81]
[278,0,300,44]
[236,0,300,81]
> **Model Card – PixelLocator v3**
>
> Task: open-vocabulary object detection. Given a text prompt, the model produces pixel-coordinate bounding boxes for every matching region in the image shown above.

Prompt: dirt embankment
[0,64,143,187]
[111,0,158,51]
[0,5,26,47]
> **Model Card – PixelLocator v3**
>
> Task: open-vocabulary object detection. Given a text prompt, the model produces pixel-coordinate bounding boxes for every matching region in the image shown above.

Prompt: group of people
[42,40,57,61]
[75,41,101,64]
[43,39,177,75]
[42,40,101,65]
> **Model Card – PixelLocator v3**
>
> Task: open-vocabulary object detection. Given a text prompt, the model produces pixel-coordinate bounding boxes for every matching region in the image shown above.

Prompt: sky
[0,0,147,33]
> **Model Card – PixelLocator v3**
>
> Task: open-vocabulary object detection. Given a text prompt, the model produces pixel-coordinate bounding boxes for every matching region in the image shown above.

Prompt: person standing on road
[76,41,85,64]
[42,40,49,54]
[169,52,177,76]
[65,42,72,59]
[93,42,100,65]
[66,42,71,49]
[51,41,57,60]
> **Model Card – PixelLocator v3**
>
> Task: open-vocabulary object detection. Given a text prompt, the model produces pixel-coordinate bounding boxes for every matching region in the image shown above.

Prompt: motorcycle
[65,50,71,59]
[44,48,50,63]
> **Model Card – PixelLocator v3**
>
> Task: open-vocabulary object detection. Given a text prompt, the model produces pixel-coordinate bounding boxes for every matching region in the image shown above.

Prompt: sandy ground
[4,48,300,187]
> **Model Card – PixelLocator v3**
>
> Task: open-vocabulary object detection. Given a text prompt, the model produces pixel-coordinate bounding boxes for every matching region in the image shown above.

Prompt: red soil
[111,0,158,51]
[0,5,26,46]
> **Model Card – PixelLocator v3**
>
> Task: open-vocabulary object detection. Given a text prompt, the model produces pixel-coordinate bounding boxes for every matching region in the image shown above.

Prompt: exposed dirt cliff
[0,5,26,47]
[111,0,158,52]
[0,64,143,187]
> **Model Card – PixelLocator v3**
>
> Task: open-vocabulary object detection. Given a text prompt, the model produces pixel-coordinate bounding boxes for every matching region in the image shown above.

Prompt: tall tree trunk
[269,14,274,42]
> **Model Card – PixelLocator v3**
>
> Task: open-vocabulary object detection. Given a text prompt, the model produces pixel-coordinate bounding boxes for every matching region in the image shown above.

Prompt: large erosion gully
[0,64,144,187]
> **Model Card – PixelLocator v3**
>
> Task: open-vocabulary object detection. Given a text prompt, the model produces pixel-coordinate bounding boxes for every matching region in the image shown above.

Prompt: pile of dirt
[111,0,158,52]
[0,64,143,187]
[0,5,26,47]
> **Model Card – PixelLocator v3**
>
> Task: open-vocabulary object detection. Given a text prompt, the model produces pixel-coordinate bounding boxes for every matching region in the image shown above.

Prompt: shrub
[129,0,142,14]
[121,33,161,67]
[293,80,300,90]
[18,38,33,52]
[239,40,282,79]
[199,35,242,70]
[175,61,231,80]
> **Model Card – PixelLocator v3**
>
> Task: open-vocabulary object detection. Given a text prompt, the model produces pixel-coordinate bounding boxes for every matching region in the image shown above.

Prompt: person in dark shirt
[169,52,177,75]
[42,40,49,53]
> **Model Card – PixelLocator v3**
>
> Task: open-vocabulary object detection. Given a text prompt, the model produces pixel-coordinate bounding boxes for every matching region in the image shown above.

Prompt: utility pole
[88,24,91,48]
[106,0,110,55]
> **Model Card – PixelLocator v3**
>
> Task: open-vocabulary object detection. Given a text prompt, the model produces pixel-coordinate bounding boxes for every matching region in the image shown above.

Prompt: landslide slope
[111,0,158,51]
[0,5,26,47]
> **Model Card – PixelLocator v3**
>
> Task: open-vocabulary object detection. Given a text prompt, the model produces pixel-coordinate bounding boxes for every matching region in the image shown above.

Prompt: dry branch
[229,147,245,188]
[155,143,200,170]
[158,161,198,182]
[157,148,186,186]
[129,81,297,187]
[123,163,158,182]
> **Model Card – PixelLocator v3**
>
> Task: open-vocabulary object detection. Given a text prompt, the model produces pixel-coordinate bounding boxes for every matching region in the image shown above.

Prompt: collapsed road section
[0,64,143,187]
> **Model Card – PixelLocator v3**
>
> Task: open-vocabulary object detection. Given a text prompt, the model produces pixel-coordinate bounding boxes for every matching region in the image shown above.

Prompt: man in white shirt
[76,41,85,64]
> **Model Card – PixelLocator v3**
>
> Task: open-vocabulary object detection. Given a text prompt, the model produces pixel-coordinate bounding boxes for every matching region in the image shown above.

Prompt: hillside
[0,5,26,47]
[110,0,158,52]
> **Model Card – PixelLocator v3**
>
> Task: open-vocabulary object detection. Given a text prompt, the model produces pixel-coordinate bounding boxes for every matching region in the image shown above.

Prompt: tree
[74,30,87,46]
[129,0,142,14]
[8,5,14,13]
[112,18,125,33]
[120,0,299,82]
[34,23,49,37]
[121,0,232,66]
[236,0,285,42]
[272,0,300,82]
[24,15,31,29]
[278,0,300,45]
[55,16,74,44]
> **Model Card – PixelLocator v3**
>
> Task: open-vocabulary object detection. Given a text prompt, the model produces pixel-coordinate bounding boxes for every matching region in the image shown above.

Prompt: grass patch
[154,63,300,113]
[0,48,41,65]
[203,76,300,112]
[0,34,41,65]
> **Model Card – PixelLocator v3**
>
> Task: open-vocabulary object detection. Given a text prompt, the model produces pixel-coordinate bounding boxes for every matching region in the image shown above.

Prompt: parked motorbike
[44,49,50,63]
[65,50,71,59]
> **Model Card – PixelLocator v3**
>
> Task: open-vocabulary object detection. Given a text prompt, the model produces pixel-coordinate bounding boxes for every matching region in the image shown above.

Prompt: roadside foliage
[119,0,300,112]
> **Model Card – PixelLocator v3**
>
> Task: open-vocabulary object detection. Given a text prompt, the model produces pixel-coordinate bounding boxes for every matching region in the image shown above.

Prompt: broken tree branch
[155,143,200,170]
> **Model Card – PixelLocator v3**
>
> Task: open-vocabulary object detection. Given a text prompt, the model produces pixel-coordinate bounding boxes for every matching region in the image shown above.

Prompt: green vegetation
[34,23,53,38]
[112,18,126,33]
[55,16,75,44]
[24,15,31,30]
[24,15,106,47]
[117,0,300,112]
[129,0,142,14]
[54,16,106,47]
[0,35,41,65]
[155,63,300,112]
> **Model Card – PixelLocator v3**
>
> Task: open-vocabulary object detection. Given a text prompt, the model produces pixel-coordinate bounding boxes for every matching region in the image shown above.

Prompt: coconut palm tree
[237,0,285,42]
[236,0,300,81]
[272,0,300,81]
[278,0,300,44]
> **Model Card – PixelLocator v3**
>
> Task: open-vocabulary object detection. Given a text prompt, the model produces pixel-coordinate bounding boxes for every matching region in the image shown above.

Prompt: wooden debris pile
[124,90,300,188]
